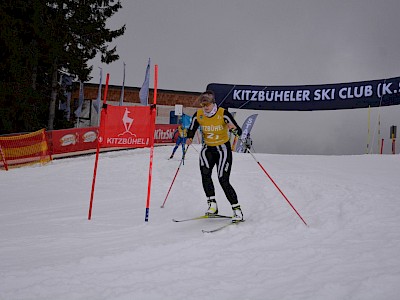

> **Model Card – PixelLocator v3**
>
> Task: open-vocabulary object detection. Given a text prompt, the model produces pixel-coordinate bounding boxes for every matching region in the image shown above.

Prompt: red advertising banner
[49,127,99,155]
[154,124,178,143]
[99,106,152,148]
[47,124,177,156]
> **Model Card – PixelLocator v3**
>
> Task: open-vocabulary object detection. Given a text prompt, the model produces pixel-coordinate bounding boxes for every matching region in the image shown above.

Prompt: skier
[244,133,253,153]
[169,124,187,159]
[186,90,244,223]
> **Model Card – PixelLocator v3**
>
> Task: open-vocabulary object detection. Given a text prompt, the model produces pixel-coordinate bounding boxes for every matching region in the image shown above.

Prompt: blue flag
[93,68,102,113]
[74,81,84,118]
[59,74,72,120]
[119,62,126,106]
[139,58,151,106]
[65,91,71,121]
[236,114,258,153]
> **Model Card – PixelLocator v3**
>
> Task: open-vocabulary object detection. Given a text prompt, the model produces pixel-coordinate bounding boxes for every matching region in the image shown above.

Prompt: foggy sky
[89,0,400,155]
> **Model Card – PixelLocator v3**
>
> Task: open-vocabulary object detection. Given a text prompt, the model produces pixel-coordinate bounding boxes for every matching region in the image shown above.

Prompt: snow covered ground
[1,145,400,300]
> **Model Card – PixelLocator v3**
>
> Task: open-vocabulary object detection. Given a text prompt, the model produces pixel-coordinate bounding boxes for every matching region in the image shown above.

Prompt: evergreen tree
[0,0,125,133]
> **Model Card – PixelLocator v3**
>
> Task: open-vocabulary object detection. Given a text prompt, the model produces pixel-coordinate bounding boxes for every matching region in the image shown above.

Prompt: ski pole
[189,143,199,153]
[247,149,308,227]
[161,145,189,208]
[232,131,308,227]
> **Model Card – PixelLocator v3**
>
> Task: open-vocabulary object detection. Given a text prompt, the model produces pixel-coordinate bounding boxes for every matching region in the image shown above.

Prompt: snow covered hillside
[1,145,399,300]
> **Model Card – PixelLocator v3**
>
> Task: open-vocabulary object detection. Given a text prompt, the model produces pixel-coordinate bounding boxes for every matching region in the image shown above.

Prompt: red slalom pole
[145,65,158,222]
[160,145,189,208]
[88,73,110,220]
[247,149,308,227]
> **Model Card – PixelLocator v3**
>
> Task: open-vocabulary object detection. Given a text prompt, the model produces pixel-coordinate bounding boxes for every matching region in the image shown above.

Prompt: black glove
[230,129,240,137]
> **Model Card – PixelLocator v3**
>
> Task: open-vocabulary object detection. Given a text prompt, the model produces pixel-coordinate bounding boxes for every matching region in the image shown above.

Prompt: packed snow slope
[1,145,400,300]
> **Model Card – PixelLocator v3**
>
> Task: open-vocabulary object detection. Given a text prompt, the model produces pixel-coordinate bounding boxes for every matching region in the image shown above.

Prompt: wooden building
[71,83,202,126]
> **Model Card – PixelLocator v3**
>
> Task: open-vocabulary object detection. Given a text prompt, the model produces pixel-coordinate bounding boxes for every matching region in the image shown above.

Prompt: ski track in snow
[1,146,400,300]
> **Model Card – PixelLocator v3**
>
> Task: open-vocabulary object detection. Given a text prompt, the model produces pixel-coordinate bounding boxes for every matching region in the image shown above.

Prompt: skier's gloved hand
[230,128,240,137]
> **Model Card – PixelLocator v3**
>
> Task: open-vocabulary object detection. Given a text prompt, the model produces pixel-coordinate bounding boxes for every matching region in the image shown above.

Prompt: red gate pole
[145,65,158,222]
[88,73,110,220]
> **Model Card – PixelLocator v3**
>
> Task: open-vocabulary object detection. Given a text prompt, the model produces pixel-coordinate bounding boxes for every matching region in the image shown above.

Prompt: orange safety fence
[0,129,52,170]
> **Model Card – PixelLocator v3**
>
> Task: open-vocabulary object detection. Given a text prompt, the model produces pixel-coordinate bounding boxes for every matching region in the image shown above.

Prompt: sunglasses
[200,102,213,107]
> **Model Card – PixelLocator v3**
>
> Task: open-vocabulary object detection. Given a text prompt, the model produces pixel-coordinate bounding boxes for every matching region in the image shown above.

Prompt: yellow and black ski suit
[187,107,242,205]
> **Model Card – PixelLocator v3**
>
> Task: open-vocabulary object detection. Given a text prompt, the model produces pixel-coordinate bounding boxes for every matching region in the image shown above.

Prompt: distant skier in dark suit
[169,124,187,159]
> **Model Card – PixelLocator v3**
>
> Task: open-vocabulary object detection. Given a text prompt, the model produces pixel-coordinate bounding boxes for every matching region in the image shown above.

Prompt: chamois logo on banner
[118,108,136,137]
[99,105,152,148]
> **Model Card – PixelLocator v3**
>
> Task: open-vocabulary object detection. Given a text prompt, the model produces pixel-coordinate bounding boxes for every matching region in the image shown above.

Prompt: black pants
[199,142,238,205]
